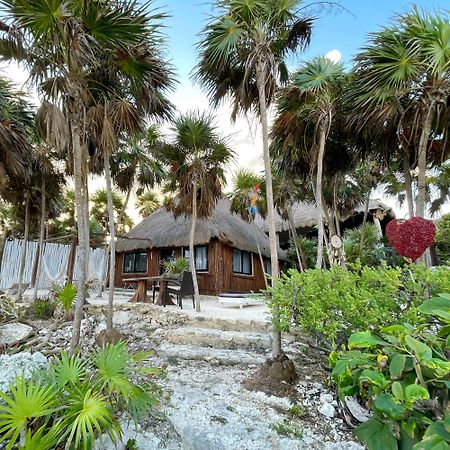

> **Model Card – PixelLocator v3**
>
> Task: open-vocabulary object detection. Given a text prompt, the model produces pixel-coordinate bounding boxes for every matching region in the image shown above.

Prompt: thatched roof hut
[254,199,395,233]
[116,199,287,260]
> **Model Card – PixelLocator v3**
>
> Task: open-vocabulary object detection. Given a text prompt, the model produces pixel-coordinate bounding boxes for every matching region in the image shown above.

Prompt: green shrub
[27,299,55,319]
[435,213,450,265]
[55,283,77,314]
[330,293,450,450]
[268,264,450,346]
[162,256,189,275]
[0,341,164,450]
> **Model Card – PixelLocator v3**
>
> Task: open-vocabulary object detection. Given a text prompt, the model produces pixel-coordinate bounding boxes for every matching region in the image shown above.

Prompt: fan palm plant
[274,57,345,268]
[349,8,450,218]
[136,191,161,218]
[160,112,235,311]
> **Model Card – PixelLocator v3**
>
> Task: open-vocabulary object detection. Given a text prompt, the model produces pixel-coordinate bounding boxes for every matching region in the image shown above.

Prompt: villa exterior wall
[114,239,268,296]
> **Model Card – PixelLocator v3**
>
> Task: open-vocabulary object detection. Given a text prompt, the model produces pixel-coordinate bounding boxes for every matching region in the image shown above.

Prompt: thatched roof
[116,199,287,260]
[254,199,395,233]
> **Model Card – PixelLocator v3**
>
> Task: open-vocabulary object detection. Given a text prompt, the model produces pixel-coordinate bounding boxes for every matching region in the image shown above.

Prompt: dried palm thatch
[116,199,287,260]
[254,199,395,233]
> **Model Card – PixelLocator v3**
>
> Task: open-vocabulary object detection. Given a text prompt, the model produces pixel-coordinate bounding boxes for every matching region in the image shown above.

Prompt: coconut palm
[0,0,174,351]
[195,0,313,279]
[161,112,235,311]
[274,57,345,268]
[136,191,161,218]
[349,8,450,218]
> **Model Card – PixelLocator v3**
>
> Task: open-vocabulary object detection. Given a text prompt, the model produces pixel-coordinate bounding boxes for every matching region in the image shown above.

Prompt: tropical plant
[136,191,161,218]
[330,293,450,450]
[274,57,346,268]
[55,283,77,315]
[349,8,450,219]
[162,257,189,275]
[160,112,235,311]
[435,214,450,265]
[90,189,133,236]
[113,126,166,222]
[267,264,450,347]
[0,0,174,353]
[0,342,164,450]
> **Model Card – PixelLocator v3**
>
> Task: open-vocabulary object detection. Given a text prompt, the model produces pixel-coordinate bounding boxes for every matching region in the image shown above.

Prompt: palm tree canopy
[194,0,313,119]
[160,112,235,218]
[228,168,267,221]
[136,191,161,218]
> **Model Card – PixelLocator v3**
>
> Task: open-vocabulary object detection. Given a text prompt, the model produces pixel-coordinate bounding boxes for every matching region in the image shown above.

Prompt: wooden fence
[0,239,106,290]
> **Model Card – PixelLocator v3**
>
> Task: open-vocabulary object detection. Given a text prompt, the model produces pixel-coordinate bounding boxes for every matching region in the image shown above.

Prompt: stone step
[157,342,266,366]
[153,326,273,351]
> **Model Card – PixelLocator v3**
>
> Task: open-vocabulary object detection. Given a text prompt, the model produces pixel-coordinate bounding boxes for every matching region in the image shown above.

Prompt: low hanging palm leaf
[18,424,63,450]
[0,376,55,450]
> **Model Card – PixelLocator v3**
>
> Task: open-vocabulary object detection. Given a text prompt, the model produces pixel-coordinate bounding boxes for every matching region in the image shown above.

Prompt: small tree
[160,112,235,311]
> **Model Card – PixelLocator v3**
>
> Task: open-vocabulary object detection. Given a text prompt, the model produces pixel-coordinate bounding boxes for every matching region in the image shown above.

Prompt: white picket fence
[0,239,106,290]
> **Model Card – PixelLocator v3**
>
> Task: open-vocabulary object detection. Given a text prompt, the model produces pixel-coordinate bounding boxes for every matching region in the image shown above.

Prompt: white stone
[320,393,334,404]
[113,311,130,325]
[0,322,33,346]
[0,352,48,393]
[319,402,336,419]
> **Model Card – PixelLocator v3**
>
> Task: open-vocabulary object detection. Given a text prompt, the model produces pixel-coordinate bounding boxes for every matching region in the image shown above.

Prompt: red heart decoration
[386,217,436,261]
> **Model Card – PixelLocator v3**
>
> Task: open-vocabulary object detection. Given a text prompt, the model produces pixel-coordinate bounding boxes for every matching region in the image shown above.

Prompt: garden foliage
[267,264,450,346]
[0,342,164,449]
[435,214,450,265]
[330,293,450,450]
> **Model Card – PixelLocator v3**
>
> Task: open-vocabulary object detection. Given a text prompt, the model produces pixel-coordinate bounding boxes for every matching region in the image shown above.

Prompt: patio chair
[166,271,195,309]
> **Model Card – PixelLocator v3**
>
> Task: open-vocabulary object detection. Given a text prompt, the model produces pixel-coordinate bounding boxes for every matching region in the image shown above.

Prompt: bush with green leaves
[329,293,450,450]
[162,256,189,275]
[26,299,55,319]
[267,264,450,346]
[435,214,450,265]
[0,341,164,450]
[54,283,77,314]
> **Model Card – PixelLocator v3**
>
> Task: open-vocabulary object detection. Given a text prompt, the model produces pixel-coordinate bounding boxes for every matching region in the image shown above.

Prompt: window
[232,249,252,275]
[183,245,208,272]
[123,252,148,273]
[264,258,272,276]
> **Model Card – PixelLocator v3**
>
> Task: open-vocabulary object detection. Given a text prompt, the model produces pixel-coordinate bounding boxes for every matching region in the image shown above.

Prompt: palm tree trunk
[416,107,433,218]
[402,149,415,218]
[256,61,281,359]
[31,178,46,302]
[67,236,77,285]
[17,193,30,302]
[118,187,132,231]
[104,154,116,332]
[315,124,327,269]
[70,121,88,354]
[333,183,341,237]
[190,179,200,311]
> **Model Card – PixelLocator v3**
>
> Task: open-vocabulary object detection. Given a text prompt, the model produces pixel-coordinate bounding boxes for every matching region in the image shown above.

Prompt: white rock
[0,352,48,393]
[319,402,336,419]
[0,322,33,346]
[113,311,130,325]
[320,393,334,404]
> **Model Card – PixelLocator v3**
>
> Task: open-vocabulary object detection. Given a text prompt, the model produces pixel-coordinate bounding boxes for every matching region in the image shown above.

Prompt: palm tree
[195,0,313,272]
[90,189,133,236]
[136,191,161,218]
[274,57,345,268]
[160,112,235,312]
[113,126,166,223]
[349,8,450,218]
[195,0,313,358]
[0,0,174,351]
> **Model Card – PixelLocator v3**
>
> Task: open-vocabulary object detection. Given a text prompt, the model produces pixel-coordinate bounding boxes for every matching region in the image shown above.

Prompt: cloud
[325,49,342,63]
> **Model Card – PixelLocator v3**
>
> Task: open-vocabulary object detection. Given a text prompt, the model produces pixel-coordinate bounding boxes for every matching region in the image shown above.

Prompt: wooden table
[123,276,179,306]
[156,277,179,306]
[123,277,157,303]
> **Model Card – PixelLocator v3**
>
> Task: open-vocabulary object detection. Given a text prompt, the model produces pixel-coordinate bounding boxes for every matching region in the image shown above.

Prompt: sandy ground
[25,287,271,324]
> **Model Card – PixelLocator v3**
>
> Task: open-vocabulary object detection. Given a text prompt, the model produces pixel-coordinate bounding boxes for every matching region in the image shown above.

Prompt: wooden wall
[115,238,268,295]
